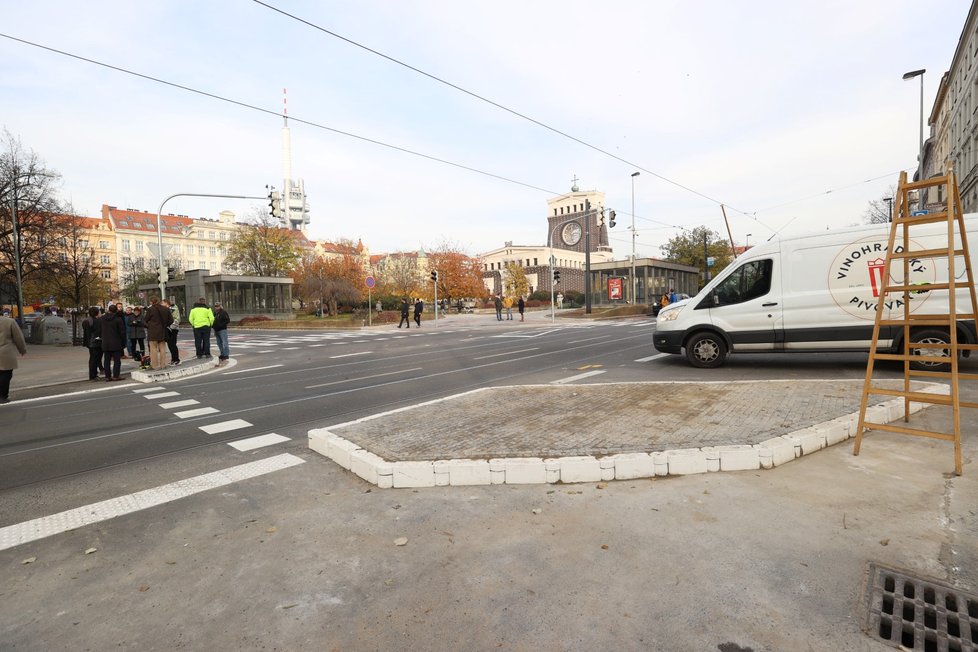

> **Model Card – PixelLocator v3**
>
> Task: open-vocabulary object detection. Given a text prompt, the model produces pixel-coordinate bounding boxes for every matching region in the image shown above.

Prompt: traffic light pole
[155,192,265,299]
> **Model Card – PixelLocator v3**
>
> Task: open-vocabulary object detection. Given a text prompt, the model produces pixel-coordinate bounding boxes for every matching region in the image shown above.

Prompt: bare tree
[0,130,64,310]
[863,185,898,224]
[33,207,111,307]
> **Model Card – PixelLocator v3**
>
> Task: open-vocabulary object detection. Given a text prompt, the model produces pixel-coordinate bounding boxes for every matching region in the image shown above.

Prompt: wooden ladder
[853,164,978,475]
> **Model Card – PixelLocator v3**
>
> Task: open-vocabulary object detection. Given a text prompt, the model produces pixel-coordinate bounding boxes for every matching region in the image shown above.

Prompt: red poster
[608,277,623,300]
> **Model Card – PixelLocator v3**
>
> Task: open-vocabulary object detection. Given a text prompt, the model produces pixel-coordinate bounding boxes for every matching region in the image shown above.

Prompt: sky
[0,0,971,258]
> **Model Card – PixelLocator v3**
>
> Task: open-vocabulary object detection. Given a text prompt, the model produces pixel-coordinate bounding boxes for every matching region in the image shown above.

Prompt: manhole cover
[865,562,978,651]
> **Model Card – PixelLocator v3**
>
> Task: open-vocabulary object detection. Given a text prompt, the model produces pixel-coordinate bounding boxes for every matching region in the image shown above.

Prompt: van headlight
[659,306,684,322]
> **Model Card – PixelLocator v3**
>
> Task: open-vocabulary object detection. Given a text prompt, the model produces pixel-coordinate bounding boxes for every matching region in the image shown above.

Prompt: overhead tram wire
[250,0,756,218]
[0,32,558,197]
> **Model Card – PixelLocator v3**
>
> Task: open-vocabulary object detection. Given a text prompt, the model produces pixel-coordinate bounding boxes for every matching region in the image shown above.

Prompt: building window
[209,231,215,239]
[198,246,205,256]
[121,239,130,251]
[79,239,89,249]
[210,247,217,257]
[534,258,538,266]
[99,240,109,249]
[100,255,110,265]
[101,270,111,279]
[220,232,227,240]
[186,244,193,254]
[136,241,144,252]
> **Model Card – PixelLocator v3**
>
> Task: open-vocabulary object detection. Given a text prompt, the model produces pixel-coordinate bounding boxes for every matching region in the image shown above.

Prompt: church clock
[561,221,582,246]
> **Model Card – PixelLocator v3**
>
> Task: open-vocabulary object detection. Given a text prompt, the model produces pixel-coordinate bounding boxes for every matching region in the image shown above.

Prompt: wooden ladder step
[860,421,957,441]
[894,212,950,226]
[872,352,957,364]
[877,318,955,327]
[864,388,953,404]
[883,282,951,293]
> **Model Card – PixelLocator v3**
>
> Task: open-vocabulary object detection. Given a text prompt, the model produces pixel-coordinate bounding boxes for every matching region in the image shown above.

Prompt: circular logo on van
[827,235,937,320]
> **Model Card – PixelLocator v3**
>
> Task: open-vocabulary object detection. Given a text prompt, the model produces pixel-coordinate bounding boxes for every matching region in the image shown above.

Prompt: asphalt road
[0,316,915,526]
[3,316,976,651]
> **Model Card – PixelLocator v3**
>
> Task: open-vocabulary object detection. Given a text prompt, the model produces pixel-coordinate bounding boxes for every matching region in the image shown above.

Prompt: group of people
[188,297,231,362]
[82,298,181,380]
[398,298,424,328]
[493,295,526,322]
[80,297,232,381]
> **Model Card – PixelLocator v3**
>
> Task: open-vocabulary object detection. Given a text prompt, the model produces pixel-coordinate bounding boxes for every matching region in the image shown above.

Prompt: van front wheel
[686,332,727,368]
[909,329,952,372]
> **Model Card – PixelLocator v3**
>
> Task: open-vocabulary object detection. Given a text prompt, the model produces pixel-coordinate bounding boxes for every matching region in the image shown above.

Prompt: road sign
[365,276,376,289]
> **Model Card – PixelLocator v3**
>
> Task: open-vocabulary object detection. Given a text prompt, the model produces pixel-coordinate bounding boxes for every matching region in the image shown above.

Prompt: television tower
[280,88,310,231]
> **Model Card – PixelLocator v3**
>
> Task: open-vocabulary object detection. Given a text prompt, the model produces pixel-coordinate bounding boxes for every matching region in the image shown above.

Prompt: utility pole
[585,200,592,314]
[9,187,25,327]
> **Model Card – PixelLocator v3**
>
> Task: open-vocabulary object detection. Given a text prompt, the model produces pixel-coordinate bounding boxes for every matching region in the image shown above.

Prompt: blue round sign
[365,276,376,289]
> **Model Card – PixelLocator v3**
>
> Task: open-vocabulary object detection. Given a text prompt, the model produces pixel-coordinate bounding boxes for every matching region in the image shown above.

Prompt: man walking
[99,303,127,381]
[163,299,181,366]
[212,301,231,364]
[518,296,526,322]
[398,298,411,329]
[144,297,173,371]
[0,310,27,403]
[188,297,214,358]
[413,298,423,328]
[494,295,503,321]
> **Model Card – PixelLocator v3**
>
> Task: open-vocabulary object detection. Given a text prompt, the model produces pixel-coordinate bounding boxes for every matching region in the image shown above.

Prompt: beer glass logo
[828,235,936,320]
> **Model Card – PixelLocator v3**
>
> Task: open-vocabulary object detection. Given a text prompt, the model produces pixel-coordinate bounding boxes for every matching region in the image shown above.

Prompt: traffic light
[431,270,438,282]
[597,211,605,227]
[267,189,282,218]
[608,210,616,228]
[553,270,561,284]
[167,266,177,280]
[157,265,167,284]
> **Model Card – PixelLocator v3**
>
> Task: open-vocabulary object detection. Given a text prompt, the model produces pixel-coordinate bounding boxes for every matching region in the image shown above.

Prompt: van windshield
[713,259,773,306]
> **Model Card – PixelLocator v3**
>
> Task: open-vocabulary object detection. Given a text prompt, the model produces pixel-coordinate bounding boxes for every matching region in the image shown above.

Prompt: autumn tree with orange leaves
[292,240,365,316]
[427,243,486,302]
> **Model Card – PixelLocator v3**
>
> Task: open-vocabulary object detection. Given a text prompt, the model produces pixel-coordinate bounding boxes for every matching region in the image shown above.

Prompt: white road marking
[305,367,422,389]
[634,353,670,362]
[309,344,326,347]
[283,347,300,350]
[199,419,252,435]
[228,433,290,451]
[257,350,273,353]
[491,329,562,339]
[567,336,613,344]
[159,399,200,409]
[473,347,540,360]
[222,364,283,375]
[132,387,167,394]
[551,370,607,384]
[144,391,180,399]
[0,453,305,552]
[174,407,220,419]
[330,351,370,359]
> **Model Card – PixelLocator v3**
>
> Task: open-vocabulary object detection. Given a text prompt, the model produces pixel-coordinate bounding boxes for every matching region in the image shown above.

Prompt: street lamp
[903,68,926,184]
[155,192,265,298]
[630,171,640,303]
[883,197,893,222]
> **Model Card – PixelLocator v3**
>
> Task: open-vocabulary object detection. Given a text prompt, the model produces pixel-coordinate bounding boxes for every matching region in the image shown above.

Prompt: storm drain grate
[866,563,978,651]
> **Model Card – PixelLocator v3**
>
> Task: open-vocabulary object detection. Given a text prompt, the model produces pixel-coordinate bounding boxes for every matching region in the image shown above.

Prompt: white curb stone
[599,457,616,481]
[545,459,561,484]
[498,458,547,484]
[392,461,435,488]
[432,460,451,486]
[445,459,491,486]
[652,452,669,476]
[307,428,332,457]
[820,419,850,446]
[781,428,825,457]
[755,436,796,469]
[351,449,387,485]
[558,456,602,483]
[488,458,506,485]
[707,445,760,472]
[327,437,363,471]
[666,449,708,475]
[611,453,654,480]
[705,448,721,473]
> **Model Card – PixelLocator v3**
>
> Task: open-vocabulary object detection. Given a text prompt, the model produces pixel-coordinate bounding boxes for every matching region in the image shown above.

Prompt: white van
[653,216,978,368]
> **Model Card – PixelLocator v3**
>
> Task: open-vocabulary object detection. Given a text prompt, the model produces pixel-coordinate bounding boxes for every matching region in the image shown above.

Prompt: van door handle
[762,302,778,307]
